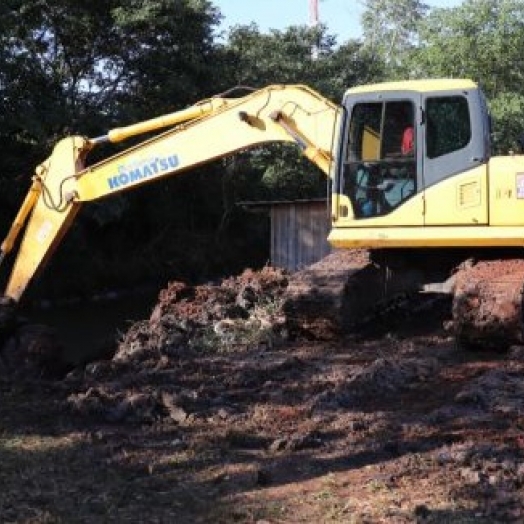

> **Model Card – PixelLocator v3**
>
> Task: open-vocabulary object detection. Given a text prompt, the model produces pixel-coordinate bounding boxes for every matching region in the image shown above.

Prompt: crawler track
[453,259,524,350]
[283,250,371,339]
[284,249,433,339]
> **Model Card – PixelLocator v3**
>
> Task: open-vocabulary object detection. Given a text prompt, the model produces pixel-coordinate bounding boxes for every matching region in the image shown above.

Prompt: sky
[217,0,464,41]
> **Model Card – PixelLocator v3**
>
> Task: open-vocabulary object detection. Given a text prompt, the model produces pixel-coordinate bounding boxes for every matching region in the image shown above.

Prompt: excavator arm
[0,84,340,301]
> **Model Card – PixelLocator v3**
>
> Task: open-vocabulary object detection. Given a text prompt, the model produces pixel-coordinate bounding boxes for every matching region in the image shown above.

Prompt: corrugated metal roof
[238,198,328,208]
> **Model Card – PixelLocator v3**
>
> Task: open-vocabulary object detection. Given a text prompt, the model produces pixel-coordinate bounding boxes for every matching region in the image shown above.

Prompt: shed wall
[271,201,331,272]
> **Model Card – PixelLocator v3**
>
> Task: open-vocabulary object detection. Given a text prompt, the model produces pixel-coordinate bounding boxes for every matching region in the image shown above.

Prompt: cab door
[335,92,424,226]
[421,89,489,225]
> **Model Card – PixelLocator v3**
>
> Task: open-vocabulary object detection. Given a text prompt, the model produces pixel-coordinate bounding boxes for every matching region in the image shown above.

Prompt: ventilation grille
[458,181,480,208]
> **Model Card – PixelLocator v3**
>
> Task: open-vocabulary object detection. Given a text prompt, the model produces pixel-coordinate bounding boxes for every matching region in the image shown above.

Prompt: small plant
[367,478,388,493]
[189,296,286,353]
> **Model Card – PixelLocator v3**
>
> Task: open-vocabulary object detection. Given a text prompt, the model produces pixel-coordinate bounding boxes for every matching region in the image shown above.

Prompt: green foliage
[0,1,122,143]
[414,0,524,93]
[360,0,429,72]
[110,0,224,118]
[225,24,373,97]
[410,0,524,150]
[489,92,524,153]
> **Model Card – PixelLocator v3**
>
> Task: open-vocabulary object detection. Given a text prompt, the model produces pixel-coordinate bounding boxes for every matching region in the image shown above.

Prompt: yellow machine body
[329,79,524,248]
[3,78,524,302]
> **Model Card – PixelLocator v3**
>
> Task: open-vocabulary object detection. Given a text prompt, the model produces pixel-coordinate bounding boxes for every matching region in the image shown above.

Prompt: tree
[413,0,524,151]
[110,0,223,119]
[0,0,229,294]
[360,0,429,71]
[0,0,225,162]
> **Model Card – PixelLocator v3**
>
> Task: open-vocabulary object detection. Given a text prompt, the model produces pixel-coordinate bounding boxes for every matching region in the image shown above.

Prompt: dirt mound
[2,252,372,379]
[113,266,289,365]
[113,251,374,365]
[66,255,381,423]
[453,259,524,349]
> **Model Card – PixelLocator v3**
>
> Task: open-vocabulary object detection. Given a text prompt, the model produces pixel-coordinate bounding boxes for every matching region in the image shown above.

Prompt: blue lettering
[129,168,143,183]
[108,154,180,190]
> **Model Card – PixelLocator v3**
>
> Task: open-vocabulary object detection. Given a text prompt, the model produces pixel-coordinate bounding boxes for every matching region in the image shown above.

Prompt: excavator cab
[330,80,493,246]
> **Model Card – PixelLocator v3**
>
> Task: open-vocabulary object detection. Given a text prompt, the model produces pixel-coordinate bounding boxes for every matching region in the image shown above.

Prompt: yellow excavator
[1,78,524,352]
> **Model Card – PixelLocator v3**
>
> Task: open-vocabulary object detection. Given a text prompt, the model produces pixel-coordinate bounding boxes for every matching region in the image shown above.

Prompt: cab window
[343,100,417,218]
[426,96,471,159]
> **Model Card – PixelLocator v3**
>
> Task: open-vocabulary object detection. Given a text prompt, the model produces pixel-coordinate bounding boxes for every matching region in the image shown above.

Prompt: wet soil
[2,254,524,523]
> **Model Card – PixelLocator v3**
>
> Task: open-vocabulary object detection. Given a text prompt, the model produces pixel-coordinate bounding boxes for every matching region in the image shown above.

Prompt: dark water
[27,288,160,365]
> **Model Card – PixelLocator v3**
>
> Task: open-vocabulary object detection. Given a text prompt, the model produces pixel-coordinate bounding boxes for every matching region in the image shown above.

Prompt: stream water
[27,287,160,365]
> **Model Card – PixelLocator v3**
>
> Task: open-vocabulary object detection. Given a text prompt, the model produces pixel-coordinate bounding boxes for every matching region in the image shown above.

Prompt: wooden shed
[240,198,332,272]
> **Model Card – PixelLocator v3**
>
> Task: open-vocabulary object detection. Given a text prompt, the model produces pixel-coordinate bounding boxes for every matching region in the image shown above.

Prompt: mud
[453,259,524,349]
[2,252,524,522]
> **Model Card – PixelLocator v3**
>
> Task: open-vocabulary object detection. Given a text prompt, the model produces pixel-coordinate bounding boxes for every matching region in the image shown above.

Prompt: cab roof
[344,78,478,96]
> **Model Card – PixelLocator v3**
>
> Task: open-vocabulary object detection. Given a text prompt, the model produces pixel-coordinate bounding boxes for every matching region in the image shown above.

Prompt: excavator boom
[0,85,340,301]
